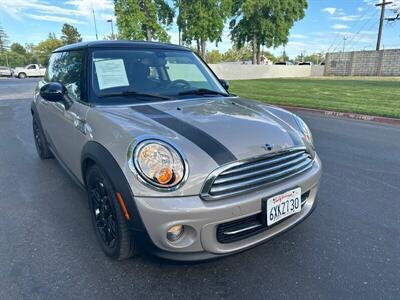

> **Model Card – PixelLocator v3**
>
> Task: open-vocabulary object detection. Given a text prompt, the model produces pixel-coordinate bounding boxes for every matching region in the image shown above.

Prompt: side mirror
[40,82,67,103]
[219,79,229,91]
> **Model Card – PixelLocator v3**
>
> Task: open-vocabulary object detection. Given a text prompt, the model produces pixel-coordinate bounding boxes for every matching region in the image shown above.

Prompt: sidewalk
[280,105,400,126]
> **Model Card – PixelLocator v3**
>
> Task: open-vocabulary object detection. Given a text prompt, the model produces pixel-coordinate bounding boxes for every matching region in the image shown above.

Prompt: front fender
[81,141,146,232]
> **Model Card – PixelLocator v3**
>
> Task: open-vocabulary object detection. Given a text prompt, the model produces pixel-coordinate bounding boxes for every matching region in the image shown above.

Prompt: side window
[45,51,84,101]
[165,56,209,89]
[27,65,36,70]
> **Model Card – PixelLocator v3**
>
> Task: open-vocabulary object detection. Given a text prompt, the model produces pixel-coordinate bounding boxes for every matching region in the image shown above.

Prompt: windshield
[91,49,227,103]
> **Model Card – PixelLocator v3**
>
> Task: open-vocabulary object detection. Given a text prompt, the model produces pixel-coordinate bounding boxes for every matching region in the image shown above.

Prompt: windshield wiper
[178,88,229,97]
[99,90,174,100]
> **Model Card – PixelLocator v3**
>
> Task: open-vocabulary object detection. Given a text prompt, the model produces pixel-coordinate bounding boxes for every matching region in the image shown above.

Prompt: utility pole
[282,44,286,60]
[107,19,114,40]
[376,0,392,50]
[178,0,181,45]
[342,36,347,52]
[92,9,99,40]
[302,50,306,62]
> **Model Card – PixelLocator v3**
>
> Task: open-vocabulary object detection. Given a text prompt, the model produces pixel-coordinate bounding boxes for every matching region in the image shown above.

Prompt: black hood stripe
[131,105,237,165]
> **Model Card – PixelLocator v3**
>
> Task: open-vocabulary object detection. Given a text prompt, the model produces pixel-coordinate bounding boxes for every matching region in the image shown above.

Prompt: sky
[0,0,399,57]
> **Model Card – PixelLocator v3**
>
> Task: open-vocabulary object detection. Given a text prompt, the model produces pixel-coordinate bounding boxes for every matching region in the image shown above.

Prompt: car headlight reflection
[133,140,186,189]
[294,116,314,147]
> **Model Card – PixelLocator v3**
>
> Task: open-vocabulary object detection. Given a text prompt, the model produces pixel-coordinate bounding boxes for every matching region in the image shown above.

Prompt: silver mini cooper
[31,41,322,261]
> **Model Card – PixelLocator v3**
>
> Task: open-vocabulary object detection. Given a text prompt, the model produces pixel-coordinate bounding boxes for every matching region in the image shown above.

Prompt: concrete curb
[279,105,400,126]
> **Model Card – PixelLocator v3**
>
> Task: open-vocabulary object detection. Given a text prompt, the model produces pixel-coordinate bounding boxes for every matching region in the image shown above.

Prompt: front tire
[18,72,27,79]
[32,115,54,159]
[86,165,136,260]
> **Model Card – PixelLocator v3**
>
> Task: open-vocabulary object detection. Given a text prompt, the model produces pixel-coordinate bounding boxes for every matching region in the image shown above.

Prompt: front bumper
[134,155,322,261]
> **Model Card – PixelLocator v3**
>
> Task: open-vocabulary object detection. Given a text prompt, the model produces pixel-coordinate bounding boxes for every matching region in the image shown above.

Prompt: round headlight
[294,116,314,147]
[133,140,186,189]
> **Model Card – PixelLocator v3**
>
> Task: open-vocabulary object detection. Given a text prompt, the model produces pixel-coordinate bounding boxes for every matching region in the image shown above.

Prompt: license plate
[266,187,301,226]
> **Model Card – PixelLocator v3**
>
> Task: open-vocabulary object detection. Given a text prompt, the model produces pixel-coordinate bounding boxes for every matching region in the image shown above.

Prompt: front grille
[217,191,310,243]
[202,148,314,200]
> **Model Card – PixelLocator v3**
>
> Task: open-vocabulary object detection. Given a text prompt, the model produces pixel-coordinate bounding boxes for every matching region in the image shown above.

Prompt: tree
[10,43,27,55]
[277,52,289,62]
[206,49,223,63]
[0,23,9,66]
[177,0,232,58]
[34,33,64,66]
[222,45,252,62]
[0,23,9,52]
[61,23,82,45]
[3,52,28,67]
[24,43,39,65]
[386,2,399,21]
[230,0,307,64]
[114,0,174,42]
[295,52,324,64]
[25,43,35,54]
[263,50,276,63]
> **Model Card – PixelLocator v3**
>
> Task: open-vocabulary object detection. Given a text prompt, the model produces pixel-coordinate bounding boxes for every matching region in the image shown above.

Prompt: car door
[38,50,90,179]
[26,65,37,76]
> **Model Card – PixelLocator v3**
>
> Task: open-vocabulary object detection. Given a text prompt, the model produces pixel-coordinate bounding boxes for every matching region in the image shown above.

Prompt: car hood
[99,97,305,164]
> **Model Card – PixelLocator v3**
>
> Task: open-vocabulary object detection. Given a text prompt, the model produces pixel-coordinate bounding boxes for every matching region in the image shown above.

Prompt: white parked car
[14,64,46,79]
[0,66,14,77]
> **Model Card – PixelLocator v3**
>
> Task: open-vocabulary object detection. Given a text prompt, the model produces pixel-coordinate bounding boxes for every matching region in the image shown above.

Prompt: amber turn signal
[156,167,173,185]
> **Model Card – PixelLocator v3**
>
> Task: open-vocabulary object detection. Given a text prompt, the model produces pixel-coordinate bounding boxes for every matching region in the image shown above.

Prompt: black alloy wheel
[86,165,136,260]
[33,120,43,157]
[32,116,53,159]
[90,180,119,249]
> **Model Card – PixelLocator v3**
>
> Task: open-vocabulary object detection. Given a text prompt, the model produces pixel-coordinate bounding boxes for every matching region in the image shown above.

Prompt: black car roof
[53,40,190,53]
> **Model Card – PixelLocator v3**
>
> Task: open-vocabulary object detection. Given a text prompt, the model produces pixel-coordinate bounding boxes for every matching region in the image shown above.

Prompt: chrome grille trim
[210,159,313,194]
[201,147,314,200]
[213,153,310,185]
[223,224,263,236]
[222,150,305,176]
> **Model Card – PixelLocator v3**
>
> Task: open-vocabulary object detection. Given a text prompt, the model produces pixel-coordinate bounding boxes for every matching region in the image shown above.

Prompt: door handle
[54,102,66,112]
[74,117,87,135]
[40,99,49,105]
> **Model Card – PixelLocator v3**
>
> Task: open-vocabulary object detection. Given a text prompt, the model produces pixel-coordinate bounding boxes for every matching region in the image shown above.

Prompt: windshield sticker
[94,59,129,90]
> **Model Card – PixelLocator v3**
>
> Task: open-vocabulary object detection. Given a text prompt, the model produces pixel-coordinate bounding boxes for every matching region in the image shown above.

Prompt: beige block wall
[209,64,325,80]
[324,49,400,76]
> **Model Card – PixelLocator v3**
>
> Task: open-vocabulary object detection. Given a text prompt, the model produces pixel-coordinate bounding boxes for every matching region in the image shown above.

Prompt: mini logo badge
[262,143,273,151]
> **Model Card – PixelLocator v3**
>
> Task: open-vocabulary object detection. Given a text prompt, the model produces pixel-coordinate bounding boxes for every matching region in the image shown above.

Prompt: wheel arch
[31,101,37,116]
[81,141,146,232]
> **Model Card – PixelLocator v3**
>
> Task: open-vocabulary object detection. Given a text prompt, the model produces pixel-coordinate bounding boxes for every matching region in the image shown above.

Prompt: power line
[345,18,380,51]
[327,5,378,53]
[341,9,380,51]
[326,33,342,53]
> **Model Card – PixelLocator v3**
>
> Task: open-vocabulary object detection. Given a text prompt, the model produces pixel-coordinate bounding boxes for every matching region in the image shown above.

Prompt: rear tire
[86,165,137,260]
[18,73,27,79]
[32,115,54,159]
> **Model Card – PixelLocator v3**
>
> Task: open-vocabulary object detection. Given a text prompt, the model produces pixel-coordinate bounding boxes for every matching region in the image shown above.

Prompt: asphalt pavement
[0,78,399,299]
